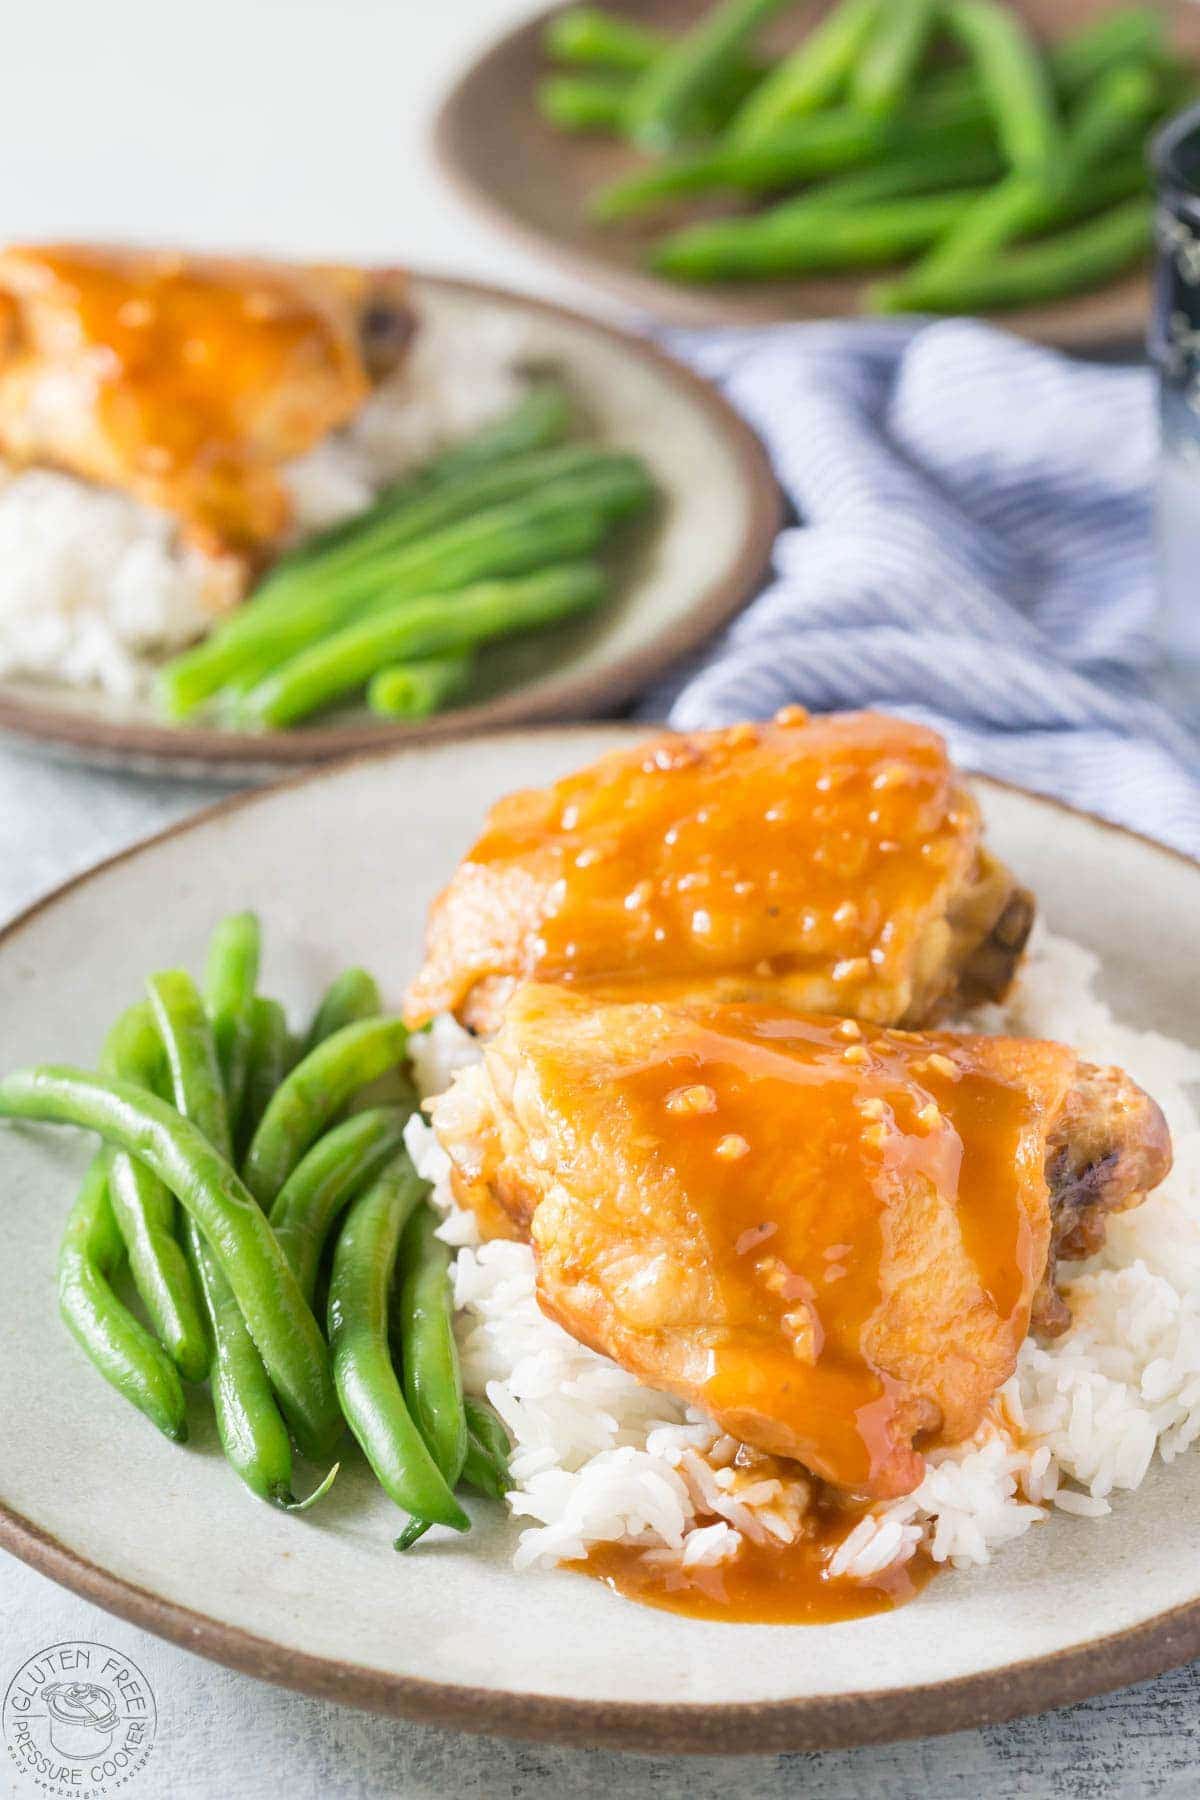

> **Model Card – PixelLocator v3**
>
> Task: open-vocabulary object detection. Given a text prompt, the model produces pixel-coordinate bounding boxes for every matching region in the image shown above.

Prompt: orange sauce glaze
[0,245,374,552]
[405,710,984,1028]
[578,1522,936,1625]
[534,999,1052,1500]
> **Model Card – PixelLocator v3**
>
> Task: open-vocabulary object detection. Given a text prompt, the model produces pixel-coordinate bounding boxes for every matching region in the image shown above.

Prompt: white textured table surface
[4,0,1200,1793]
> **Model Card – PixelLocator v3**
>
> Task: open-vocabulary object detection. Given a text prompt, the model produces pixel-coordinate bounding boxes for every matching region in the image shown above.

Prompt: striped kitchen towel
[647,318,1200,857]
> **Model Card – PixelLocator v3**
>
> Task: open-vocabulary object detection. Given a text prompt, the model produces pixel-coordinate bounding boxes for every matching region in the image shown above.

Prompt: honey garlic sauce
[601,1005,1049,1499]
[578,1517,935,1625]
[0,245,373,552]
[405,710,984,1028]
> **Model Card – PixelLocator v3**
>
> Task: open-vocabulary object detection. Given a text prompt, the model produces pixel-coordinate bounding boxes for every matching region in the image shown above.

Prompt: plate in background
[435,0,1200,342]
[2,724,1200,1753]
[0,279,780,781]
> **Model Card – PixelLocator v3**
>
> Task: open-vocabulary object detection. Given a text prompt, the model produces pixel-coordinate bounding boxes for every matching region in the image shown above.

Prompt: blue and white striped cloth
[647,318,1200,857]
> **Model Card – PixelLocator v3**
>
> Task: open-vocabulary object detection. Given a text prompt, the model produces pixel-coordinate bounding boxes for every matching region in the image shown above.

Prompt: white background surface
[4,0,624,317]
[3,2,1199,1795]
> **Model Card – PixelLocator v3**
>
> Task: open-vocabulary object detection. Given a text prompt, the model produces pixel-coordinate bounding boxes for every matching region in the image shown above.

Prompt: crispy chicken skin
[430,985,1171,1499]
[0,244,415,565]
[405,710,1034,1035]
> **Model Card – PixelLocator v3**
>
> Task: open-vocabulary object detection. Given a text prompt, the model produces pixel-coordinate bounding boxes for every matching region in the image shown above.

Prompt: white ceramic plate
[0,280,779,782]
[1,725,1199,1754]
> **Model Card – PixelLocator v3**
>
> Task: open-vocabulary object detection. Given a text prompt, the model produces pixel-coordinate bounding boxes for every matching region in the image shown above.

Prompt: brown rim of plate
[430,0,1172,347]
[2,722,1199,1755]
[0,275,782,774]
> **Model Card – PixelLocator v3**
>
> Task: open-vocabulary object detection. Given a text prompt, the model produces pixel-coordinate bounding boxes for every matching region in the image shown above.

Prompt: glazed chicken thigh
[431,984,1171,1500]
[405,710,1034,1035]
[0,244,414,565]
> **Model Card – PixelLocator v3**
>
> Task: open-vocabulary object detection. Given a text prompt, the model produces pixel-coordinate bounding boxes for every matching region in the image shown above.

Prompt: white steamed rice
[0,308,529,698]
[403,925,1200,1585]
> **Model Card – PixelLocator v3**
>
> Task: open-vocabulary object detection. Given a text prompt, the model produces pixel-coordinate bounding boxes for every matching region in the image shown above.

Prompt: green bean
[874,194,1153,314]
[367,655,474,721]
[593,99,972,219]
[876,64,1158,311]
[243,1016,410,1206]
[269,1105,412,1303]
[658,187,981,277]
[598,7,1147,224]
[158,463,650,718]
[252,444,622,623]
[395,1203,468,1488]
[147,972,233,1155]
[622,0,791,151]
[851,0,940,120]
[539,62,763,136]
[1050,7,1166,90]
[146,969,307,1507]
[213,512,613,711]
[538,71,632,133]
[304,970,382,1056]
[99,1005,208,1384]
[237,564,608,731]
[272,381,574,577]
[203,912,261,1131]
[543,7,666,71]
[0,1064,341,1459]
[460,1434,508,1505]
[58,1152,188,1442]
[191,1225,298,1505]
[655,147,1147,280]
[328,1155,470,1534]
[456,1399,512,1505]
[731,0,882,140]
[238,997,292,1161]
[465,1396,512,1482]
[945,0,1060,174]
[651,128,1000,274]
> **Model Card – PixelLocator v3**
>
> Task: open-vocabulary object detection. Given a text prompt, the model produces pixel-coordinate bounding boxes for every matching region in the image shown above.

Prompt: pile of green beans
[0,912,510,1546]
[537,2,1189,311]
[155,381,657,730]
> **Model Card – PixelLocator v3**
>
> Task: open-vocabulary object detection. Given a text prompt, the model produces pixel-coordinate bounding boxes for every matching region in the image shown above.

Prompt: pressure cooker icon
[42,1681,119,1758]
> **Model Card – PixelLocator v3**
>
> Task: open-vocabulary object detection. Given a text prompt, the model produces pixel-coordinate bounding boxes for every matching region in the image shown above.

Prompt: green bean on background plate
[622,0,791,151]
[58,1151,189,1442]
[875,192,1154,314]
[538,71,635,133]
[649,126,1003,275]
[158,456,652,720]
[0,1063,341,1461]
[875,59,1159,311]
[270,1105,413,1304]
[544,6,667,73]
[851,0,941,121]
[944,0,1062,176]
[328,1154,471,1538]
[655,148,1146,280]
[253,441,622,624]
[99,1002,209,1384]
[730,0,882,141]
[272,380,574,580]
[242,1015,410,1207]
[238,562,607,732]
[368,655,474,721]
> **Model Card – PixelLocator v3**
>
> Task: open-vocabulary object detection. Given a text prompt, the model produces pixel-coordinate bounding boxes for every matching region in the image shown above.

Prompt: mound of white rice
[0,309,528,698]
[403,926,1200,1584]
